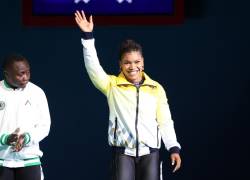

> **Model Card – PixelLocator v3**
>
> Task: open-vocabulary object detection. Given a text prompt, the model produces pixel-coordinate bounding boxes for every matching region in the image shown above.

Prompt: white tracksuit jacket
[0,80,51,167]
[82,38,181,157]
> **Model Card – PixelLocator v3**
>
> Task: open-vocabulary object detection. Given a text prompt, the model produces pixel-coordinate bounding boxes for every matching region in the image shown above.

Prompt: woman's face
[120,51,144,83]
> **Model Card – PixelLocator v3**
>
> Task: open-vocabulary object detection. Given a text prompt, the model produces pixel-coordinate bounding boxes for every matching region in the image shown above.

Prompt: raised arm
[74,10,111,95]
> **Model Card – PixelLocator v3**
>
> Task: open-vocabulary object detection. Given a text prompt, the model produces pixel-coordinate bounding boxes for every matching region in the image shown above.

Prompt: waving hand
[74,10,93,32]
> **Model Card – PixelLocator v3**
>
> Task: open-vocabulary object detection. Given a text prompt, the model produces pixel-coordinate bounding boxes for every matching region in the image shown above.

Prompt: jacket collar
[116,72,157,87]
[3,80,12,89]
[1,80,26,91]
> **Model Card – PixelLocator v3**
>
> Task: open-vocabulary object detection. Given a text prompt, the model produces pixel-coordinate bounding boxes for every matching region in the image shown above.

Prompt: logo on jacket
[0,101,5,110]
[25,100,31,106]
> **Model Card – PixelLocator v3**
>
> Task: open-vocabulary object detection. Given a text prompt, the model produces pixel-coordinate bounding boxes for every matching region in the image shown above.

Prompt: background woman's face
[5,61,30,88]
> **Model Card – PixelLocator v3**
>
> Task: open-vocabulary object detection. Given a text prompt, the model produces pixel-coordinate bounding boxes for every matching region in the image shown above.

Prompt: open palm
[75,10,93,32]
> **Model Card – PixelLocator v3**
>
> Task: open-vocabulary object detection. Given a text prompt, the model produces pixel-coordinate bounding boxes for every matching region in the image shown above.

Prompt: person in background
[0,54,51,180]
[75,10,181,180]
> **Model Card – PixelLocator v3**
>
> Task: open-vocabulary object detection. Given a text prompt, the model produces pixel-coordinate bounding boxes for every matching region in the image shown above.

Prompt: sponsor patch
[0,101,5,110]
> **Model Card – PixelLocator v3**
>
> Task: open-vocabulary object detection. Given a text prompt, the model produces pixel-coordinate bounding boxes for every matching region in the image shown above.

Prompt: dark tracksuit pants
[111,148,160,180]
[0,165,41,180]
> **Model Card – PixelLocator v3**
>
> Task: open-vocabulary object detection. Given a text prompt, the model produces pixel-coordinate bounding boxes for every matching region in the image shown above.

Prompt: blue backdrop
[33,0,173,15]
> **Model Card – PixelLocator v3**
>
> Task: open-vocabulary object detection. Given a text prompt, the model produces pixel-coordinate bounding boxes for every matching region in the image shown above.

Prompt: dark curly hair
[119,39,143,60]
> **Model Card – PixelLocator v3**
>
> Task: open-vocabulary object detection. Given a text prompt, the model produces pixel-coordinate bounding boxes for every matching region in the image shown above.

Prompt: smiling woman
[22,0,184,26]
[75,10,182,180]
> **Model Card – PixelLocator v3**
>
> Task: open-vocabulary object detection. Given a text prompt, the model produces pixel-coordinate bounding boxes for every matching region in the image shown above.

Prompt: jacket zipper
[114,117,118,142]
[157,125,159,147]
[135,86,140,157]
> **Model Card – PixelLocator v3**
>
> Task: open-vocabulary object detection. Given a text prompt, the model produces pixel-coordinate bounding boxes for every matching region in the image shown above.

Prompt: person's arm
[75,10,111,95]
[156,84,181,172]
[22,90,51,147]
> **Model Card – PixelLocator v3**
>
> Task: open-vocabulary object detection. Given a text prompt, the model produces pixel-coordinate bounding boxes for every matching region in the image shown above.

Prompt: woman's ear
[141,58,144,71]
[119,60,122,71]
[3,71,8,78]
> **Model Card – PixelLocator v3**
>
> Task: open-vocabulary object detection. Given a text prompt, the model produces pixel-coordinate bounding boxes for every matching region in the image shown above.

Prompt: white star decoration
[117,0,133,3]
[74,0,133,4]
[74,0,91,4]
